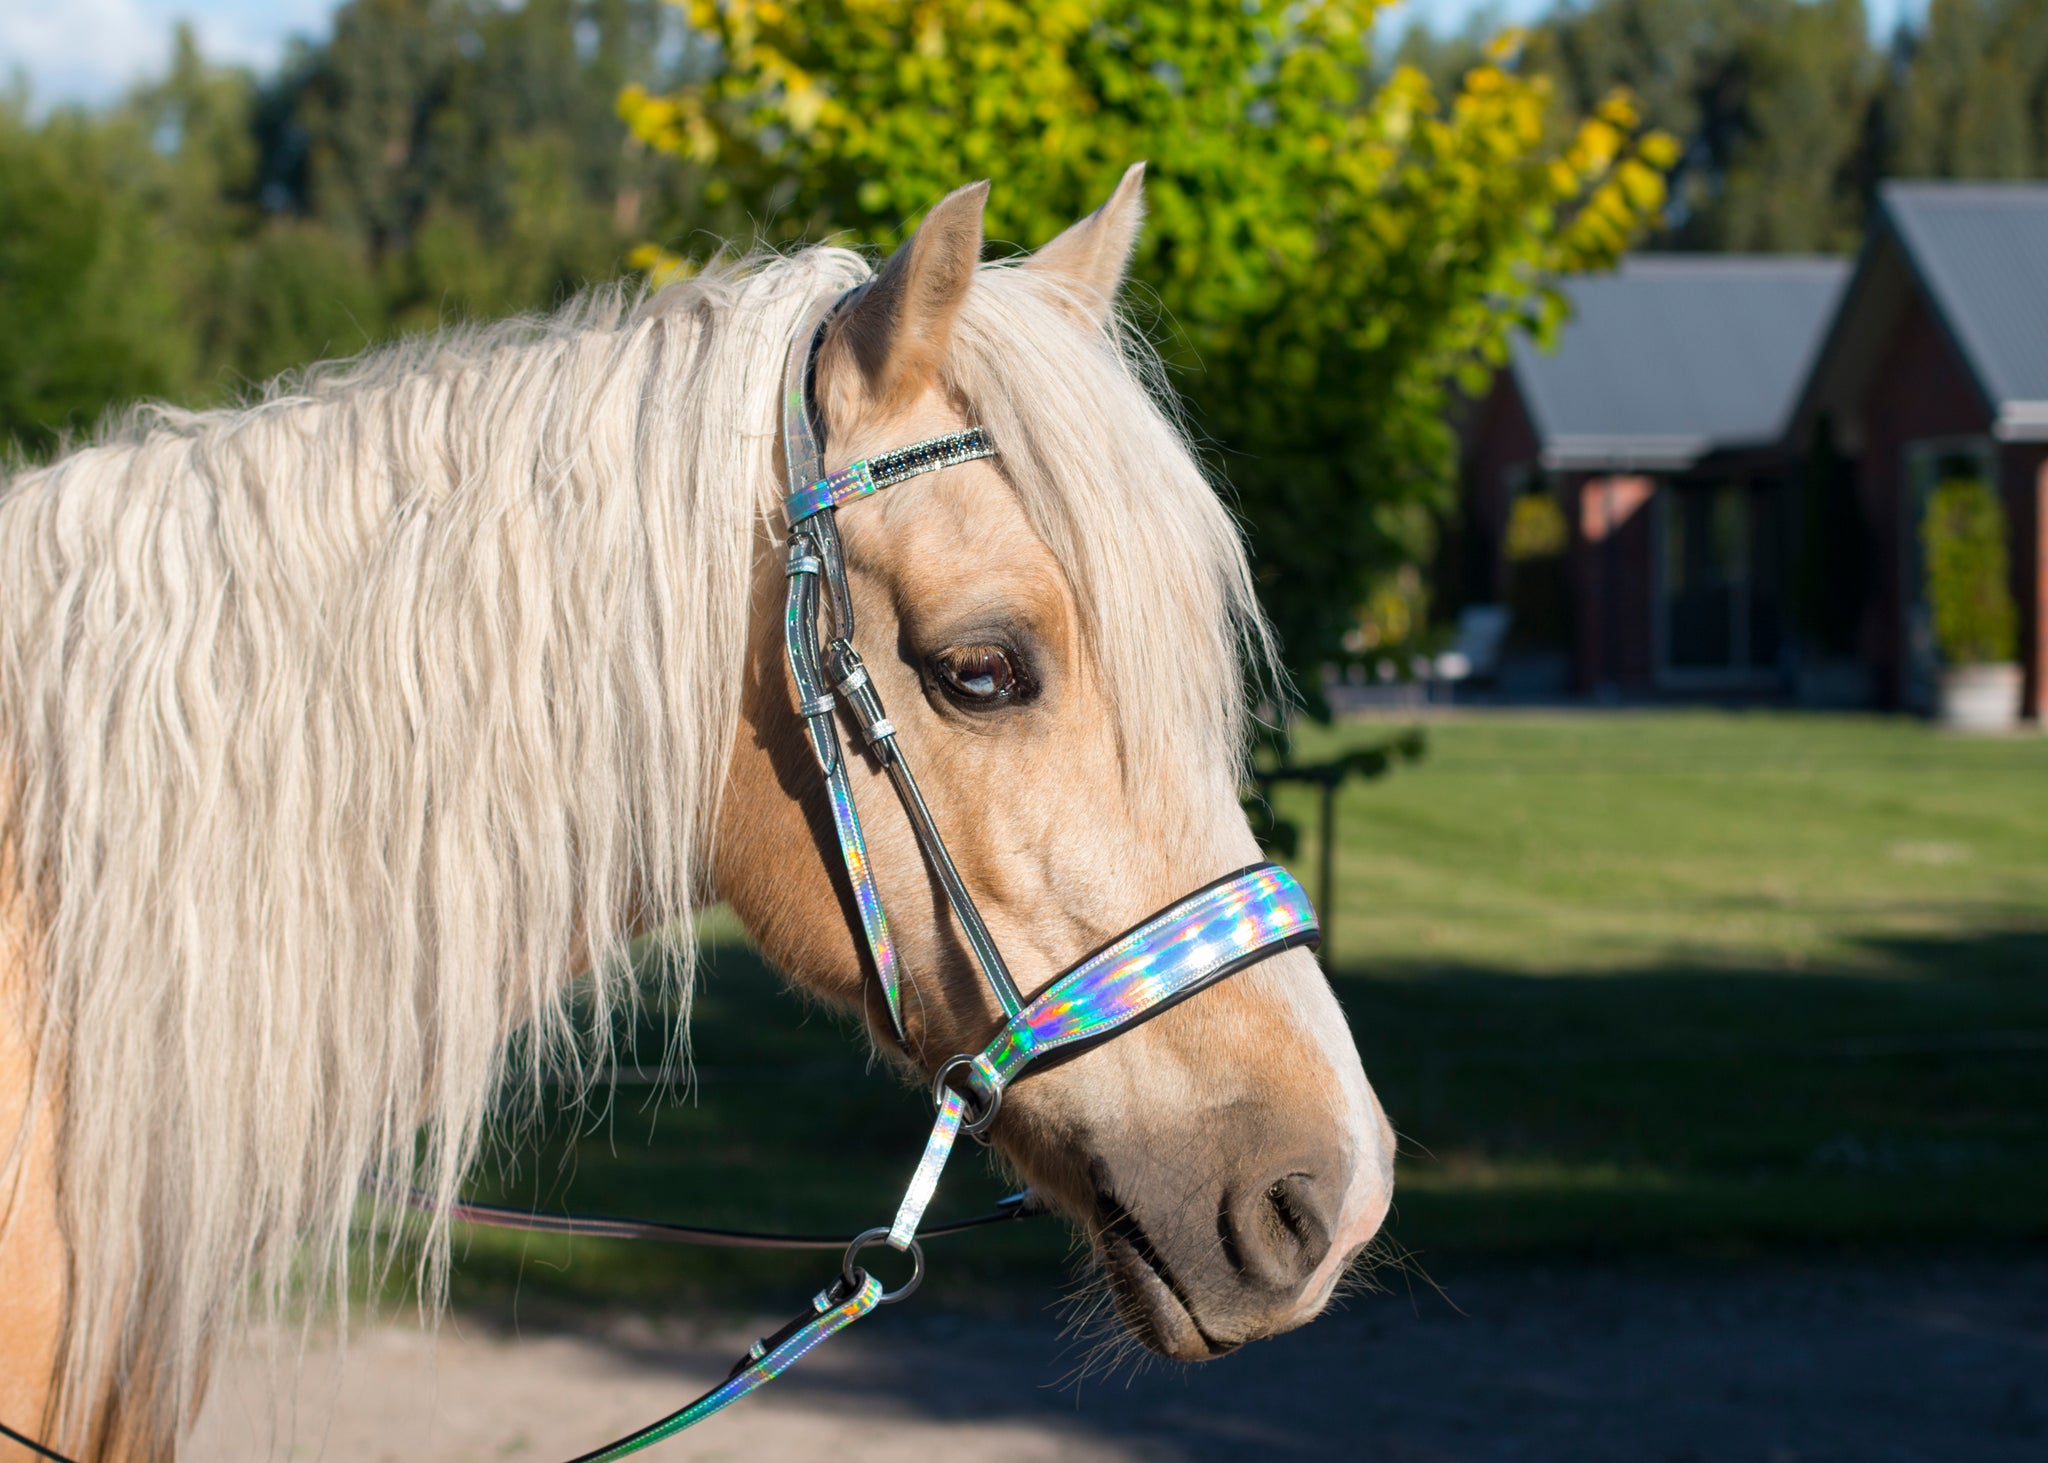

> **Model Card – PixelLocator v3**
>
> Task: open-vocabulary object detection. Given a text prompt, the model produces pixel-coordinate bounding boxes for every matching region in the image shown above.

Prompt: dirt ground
[188,1253,2047,1463]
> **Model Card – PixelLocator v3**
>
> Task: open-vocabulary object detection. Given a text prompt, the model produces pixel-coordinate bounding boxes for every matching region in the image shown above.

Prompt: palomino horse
[0,169,1394,1459]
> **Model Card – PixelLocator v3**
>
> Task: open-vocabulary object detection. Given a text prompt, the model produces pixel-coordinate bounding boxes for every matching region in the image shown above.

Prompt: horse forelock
[943,264,1278,807]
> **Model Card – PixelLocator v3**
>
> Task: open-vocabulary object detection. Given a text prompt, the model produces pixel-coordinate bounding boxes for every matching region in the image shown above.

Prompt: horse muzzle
[1008,943,1397,1361]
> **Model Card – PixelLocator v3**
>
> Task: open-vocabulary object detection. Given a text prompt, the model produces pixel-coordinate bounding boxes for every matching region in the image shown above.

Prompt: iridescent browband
[784,427,996,523]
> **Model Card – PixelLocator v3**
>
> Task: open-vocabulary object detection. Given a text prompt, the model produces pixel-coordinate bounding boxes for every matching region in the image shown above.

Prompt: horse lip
[1095,1194,1240,1360]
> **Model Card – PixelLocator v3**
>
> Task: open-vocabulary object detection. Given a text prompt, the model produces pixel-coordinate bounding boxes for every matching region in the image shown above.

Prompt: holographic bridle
[528,290,1323,1461]
[0,289,1323,1463]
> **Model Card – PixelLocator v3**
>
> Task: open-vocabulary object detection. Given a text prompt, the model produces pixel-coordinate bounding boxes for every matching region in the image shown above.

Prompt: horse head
[717,172,1395,1358]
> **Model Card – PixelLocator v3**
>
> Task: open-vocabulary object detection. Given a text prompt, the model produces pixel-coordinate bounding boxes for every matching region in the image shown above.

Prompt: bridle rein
[0,289,1319,1463]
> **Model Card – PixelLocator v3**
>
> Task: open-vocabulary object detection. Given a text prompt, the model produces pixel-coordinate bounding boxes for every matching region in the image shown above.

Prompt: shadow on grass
[1342,923,2048,1258]
[442,922,2048,1317]
[444,936,1076,1318]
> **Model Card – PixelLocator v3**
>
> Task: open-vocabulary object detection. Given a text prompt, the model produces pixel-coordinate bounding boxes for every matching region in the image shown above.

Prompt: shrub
[1504,491,1570,562]
[1504,489,1571,651]
[1922,476,2017,666]
[622,3,1677,703]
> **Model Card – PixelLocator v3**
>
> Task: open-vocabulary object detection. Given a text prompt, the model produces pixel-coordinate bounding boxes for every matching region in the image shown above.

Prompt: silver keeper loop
[786,554,823,577]
[797,694,836,718]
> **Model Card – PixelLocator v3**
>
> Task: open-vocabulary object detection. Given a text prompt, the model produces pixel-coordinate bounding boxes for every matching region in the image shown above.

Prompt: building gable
[1801,183,2048,445]
[1885,184,2048,439]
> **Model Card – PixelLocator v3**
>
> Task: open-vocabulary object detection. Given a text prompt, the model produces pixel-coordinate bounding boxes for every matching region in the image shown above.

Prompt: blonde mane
[0,246,1268,1452]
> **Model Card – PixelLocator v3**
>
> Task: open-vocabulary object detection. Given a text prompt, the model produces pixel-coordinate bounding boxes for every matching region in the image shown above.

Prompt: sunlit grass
[1281,711,2048,977]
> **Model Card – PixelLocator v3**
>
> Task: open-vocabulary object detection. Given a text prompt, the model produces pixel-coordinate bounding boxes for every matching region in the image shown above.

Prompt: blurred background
[6,2,2045,1459]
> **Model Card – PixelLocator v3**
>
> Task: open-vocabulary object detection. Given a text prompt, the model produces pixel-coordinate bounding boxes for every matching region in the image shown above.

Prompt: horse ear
[1025,162,1146,325]
[827,180,988,419]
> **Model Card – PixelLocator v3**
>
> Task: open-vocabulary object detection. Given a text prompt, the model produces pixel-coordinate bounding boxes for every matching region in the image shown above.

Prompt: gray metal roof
[1509,255,1851,471]
[1881,182,2048,437]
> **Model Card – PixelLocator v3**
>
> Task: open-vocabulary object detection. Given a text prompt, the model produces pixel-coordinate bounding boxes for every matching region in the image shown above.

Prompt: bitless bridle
[0,291,1320,1463]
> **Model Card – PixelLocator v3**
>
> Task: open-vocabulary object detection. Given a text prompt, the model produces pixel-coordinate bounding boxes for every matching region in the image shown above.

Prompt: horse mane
[0,245,1269,1453]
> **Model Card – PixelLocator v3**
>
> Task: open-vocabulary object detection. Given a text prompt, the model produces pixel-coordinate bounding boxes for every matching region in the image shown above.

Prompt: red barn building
[1461,183,2048,722]
[1794,183,2048,722]
[1461,256,1849,697]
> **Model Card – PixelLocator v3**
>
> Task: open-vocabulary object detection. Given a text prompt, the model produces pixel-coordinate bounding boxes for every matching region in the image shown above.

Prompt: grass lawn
[439,712,2048,1315]
[1286,711,2048,1258]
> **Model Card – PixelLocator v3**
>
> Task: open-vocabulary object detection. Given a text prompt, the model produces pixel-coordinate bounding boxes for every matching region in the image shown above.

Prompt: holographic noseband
[559,290,1321,1461]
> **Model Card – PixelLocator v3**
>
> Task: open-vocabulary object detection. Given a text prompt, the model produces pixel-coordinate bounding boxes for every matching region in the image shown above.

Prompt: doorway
[1659,477,1786,684]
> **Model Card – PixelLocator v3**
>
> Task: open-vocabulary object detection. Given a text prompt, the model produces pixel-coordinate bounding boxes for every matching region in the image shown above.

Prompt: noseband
[0,291,1322,1463]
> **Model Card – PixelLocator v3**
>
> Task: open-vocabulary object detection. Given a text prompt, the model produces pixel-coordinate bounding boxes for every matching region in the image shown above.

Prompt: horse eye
[935,644,1021,704]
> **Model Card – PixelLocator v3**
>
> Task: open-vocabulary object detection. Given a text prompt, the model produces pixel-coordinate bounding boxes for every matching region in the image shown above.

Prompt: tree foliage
[0,99,194,452]
[276,0,696,328]
[1896,0,2048,180]
[1435,0,2048,255]
[1,2,697,455]
[1520,0,1880,252]
[624,0,1676,694]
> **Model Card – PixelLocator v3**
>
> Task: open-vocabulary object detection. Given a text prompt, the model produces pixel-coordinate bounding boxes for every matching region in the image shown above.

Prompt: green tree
[215,223,384,385]
[1,4,709,454]
[624,0,1673,696]
[1390,10,1496,98]
[0,101,196,454]
[1894,0,2048,179]
[1528,0,1878,252]
[275,0,693,323]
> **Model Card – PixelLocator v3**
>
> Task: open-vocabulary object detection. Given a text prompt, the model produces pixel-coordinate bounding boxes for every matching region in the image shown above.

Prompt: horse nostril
[1223,1171,1335,1290]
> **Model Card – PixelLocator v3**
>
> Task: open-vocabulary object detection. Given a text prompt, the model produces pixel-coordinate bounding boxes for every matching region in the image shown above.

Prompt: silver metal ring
[843,1226,924,1304]
[932,1054,1003,1137]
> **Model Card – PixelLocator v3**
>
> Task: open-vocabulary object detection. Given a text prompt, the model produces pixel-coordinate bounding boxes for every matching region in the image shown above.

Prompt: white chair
[1431,604,1511,695]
